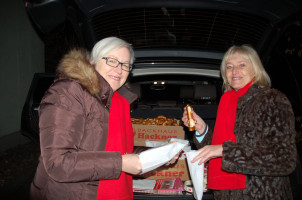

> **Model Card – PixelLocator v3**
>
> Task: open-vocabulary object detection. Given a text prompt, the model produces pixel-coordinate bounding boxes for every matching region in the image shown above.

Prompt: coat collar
[237,84,268,109]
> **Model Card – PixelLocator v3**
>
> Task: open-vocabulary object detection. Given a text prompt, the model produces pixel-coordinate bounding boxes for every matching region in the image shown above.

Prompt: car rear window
[92,8,269,51]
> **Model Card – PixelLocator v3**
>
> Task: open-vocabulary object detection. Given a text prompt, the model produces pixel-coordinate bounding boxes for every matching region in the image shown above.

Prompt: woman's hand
[191,145,223,165]
[122,154,142,175]
[165,150,183,166]
[182,107,207,133]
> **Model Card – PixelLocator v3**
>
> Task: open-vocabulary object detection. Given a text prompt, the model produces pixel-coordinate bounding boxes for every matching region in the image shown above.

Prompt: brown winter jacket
[30,49,137,200]
[195,84,297,200]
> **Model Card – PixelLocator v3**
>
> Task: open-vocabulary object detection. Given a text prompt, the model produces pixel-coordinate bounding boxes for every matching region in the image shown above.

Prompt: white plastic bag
[139,141,187,174]
[186,150,204,200]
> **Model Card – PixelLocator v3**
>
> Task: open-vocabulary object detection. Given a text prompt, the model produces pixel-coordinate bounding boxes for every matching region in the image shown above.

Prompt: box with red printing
[132,124,185,146]
[136,159,190,181]
[132,123,190,181]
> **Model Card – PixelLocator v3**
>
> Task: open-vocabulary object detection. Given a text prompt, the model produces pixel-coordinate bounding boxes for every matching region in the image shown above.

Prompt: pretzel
[131,116,179,126]
[156,115,167,120]
[163,118,174,126]
[156,118,166,125]
[132,118,144,124]
[142,118,151,125]
[186,104,196,131]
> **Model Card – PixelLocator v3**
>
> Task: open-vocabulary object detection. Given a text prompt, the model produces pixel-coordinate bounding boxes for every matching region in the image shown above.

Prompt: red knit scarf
[97,92,133,200]
[207,81,253,190]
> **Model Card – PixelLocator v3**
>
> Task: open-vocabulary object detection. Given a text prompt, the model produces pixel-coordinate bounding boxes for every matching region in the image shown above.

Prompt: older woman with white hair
[30,37,142,200]
[182,44,297,199]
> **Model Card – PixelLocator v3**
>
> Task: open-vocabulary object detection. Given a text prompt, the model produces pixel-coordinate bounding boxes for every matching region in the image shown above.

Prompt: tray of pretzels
[131,115,180,126]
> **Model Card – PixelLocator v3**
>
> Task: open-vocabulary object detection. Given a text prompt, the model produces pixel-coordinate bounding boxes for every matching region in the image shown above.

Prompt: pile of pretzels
[131,115,179,126]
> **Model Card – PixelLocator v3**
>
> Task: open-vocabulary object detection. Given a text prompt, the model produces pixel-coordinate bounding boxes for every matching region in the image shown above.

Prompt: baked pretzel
[131,118,144,124]
[131,116,179,126]
[163,118,174,126]
[186,104,196,131]
[156,115,167,120]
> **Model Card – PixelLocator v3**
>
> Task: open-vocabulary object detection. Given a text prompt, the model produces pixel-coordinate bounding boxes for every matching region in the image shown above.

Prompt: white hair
[90,37,135,65]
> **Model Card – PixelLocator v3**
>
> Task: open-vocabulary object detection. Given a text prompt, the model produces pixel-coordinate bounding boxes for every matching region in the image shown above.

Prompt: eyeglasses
[102,57,132,72]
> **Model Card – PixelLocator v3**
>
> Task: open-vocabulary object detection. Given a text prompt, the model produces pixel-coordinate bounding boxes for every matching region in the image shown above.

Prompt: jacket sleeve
[38,80,122,183]
[193,127,213,149]
[221,90,297,176]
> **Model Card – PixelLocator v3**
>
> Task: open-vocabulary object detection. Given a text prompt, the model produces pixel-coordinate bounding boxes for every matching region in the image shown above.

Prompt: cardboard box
[135,159,190,181]
[133,124,185,146]
[132,124,190,181]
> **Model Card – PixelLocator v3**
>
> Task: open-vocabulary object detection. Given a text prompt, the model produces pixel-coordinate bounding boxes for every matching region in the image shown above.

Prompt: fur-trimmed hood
[56,48,101,96]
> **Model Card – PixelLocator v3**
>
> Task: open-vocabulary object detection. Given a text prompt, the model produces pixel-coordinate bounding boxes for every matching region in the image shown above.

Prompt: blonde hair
[220,44,271,92]
[90,36,135,65]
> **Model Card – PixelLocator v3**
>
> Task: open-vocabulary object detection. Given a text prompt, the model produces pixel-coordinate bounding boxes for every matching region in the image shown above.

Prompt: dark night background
[0,1,302,199]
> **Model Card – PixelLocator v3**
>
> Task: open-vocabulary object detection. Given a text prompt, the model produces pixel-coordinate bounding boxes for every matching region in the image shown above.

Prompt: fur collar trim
[57,48,101,96]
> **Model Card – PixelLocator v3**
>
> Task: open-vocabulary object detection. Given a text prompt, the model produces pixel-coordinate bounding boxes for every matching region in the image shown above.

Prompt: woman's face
[225,52,255,91]
[95,47,130,92]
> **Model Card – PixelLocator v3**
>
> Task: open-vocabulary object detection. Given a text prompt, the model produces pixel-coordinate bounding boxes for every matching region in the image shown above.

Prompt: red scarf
[208,81,253,190]
[97,92,133,200]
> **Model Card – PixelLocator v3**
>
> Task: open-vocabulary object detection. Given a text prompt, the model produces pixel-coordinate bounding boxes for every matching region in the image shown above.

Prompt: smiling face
[95,47,130,92]
[225,52,255,91]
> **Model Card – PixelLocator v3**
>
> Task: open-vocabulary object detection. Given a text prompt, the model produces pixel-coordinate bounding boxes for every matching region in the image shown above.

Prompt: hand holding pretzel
[182,105,207,133]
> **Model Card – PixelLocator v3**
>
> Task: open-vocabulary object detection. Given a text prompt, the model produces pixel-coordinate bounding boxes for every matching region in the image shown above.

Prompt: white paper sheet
[145,140,167,147]
[139,141,188,174]
[186,150,204,200]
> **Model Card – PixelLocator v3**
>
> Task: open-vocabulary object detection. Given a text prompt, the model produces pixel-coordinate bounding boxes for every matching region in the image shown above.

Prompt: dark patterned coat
[194,84,297,200]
